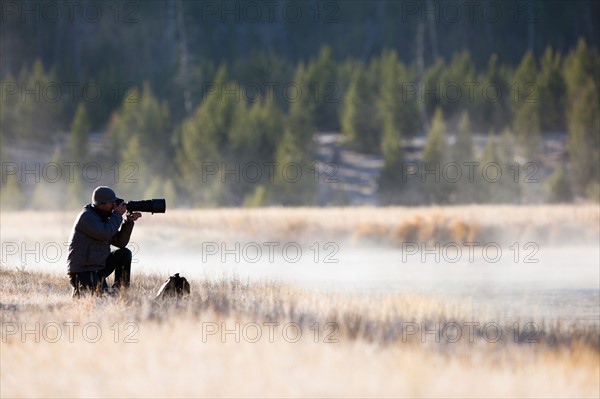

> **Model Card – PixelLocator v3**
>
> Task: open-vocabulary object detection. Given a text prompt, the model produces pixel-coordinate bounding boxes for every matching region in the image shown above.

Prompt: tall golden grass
[1,205,599,397]
[1,268,598,398]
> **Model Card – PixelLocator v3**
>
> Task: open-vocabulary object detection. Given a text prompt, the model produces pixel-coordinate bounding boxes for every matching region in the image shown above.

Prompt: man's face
[95,202,115,212]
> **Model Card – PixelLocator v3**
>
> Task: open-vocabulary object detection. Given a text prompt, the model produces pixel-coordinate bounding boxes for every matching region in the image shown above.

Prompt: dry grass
[1,268,599,398]
[1,205,599,397]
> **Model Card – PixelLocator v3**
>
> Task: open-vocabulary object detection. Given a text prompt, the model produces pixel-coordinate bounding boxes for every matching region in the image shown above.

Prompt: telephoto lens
[126,199,166,214]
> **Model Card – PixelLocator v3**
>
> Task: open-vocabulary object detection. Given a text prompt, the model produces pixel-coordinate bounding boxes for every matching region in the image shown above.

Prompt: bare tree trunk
[416,20,429,133]
[53,12,64,71]
[582,0,595,45]
[527,0,535,53]
[484,0,494,50]
[426,0,439,60]
[361,2,384,61]
[176,0,192,114]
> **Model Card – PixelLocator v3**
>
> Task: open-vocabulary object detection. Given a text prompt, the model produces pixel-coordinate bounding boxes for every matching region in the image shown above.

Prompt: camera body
[115,198,166,214]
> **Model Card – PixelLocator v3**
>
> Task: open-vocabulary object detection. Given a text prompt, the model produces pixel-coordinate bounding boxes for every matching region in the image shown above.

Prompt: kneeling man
[67,186,141,297]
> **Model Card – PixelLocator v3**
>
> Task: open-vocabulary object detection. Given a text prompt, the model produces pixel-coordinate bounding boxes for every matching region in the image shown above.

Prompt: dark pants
[69,248,132,297]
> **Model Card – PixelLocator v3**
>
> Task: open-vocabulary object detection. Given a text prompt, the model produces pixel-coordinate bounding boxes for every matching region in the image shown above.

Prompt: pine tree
[377,52,419,204]
[0,72,18,142]
[107,82,172,181]
[512,51,541,159]
[478,132,500,203]
[13,60,63,142]
[341,66,362,146]
[176,67,234,206]
[228,99,283,204]
[378,50,419,158]
[341,62,380,153]
[496,129,521,203]
[422,107,449,203]
[305,46,338,131]
[452,111,474,163]
[423,108,448,166]
[379,50,404,165]
[545,164,572,203]
[440,50,476,118]
[566,77,599,195]
[68,103,91,162]
[479,54,511,132]
[66,173,85,210]
[422,58,446,123]
[451,111,476,203]
[564,39,600,197]
[266,130,314,206]
[117,134,146,200]
[513,101,541,159]
[286,62,316,150]
[538,46,566,132]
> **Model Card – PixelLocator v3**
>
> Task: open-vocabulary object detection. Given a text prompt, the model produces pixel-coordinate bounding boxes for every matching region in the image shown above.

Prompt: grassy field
[1,205,599,397]
[1,268,598,398]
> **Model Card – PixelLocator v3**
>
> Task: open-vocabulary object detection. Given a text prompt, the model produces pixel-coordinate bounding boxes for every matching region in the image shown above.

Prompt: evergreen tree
[496,129,521,203]
[109,83,172,178]
[440,50,476,118]
[176,67,234,206]
[11,60,63,142]
[545,164,572,203]
[566,77,599,195]
[421,58,446,123]
[451,111,476,203]
[0,72,18,142]
[305,46,338,131]
[478,132,500,203]
[228,99,284,204]
[340,61,380,153]
[267,130,314,206]
[66,173,85,210]
[376,51,418,204]
[243,185,266,208]
[452,111,474,163]
[538,46,566,132]
[479,54,511,132]
[512,51,541,158]
[116,134,146,200]
[422,107,449,203]
[286,62,317,150]
[379,51,404,164]
[68,103,91,162]
[378,50,419,152]
[564,39,600,196]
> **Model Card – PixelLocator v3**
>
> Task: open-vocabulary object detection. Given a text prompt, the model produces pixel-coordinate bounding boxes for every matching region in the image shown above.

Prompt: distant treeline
[1,38,598,208]
[0,1,598,207]
[2,0,599,126]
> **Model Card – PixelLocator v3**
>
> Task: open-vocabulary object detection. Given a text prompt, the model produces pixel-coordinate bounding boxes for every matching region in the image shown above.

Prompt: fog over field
[2,206,598,325]
[2,206,599,398]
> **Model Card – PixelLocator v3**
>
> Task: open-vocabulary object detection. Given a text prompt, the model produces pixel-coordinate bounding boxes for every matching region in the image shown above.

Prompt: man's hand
[127,212,142,222]
[115,202,127,215]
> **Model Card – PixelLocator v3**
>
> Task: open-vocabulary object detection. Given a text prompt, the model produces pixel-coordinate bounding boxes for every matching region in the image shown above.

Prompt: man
[67,186,142,297]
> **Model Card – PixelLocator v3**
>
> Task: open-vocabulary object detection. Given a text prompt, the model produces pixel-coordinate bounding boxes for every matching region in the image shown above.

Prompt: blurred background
[1,0,599,209]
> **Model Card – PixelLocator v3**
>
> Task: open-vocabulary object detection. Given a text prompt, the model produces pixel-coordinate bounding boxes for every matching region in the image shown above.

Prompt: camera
[115,198,166,214]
